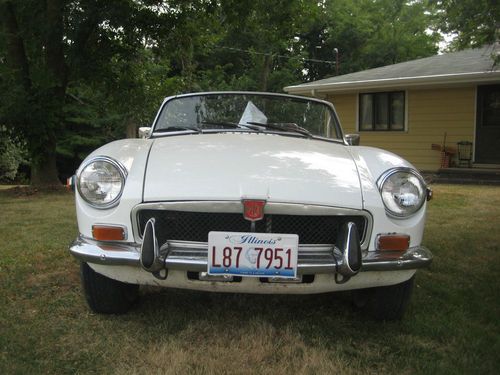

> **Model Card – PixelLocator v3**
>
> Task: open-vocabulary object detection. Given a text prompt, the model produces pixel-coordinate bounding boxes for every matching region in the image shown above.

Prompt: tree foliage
[298,0,439,81]
[0,127,26,182]
[0,0,494,185]
[431,0,499,50]
[0,0,167,184]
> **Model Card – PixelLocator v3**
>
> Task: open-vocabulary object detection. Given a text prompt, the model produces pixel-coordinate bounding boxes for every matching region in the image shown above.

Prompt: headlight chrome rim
[377,167,427,218]
[77,156,128,209]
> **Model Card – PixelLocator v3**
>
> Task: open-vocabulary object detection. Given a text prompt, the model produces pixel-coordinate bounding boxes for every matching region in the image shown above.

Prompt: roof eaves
[284,71,500,94]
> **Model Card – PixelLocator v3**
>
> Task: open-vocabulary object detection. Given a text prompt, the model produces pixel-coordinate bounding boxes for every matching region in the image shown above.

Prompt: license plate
[208,232,299,278]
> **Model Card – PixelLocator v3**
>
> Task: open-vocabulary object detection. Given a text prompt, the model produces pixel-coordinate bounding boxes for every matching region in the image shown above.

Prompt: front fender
[75,139,153,241]
[348,146,427,250]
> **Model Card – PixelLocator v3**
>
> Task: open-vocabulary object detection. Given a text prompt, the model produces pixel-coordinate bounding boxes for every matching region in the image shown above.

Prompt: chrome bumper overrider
[69,235,433,274]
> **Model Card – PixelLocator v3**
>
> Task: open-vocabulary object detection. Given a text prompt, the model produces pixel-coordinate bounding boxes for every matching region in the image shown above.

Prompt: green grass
[0,185,499,374]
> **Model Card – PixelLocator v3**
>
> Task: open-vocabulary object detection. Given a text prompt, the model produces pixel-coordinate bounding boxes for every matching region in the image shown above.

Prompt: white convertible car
[69,92,432,320]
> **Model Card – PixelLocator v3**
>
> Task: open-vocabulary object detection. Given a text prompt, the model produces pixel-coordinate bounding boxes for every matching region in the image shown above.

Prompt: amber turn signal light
[376,234,410,251]
[66,175,76,192]
[92,225,126,241]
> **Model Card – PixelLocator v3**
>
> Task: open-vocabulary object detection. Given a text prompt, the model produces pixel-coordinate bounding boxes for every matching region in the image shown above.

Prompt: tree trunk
[31,152,60,186]
[259,54,273,92]
[46,0,67,91]
[1,0,65,186]
[125,119,137,138]
[30,129,60,186]
[28,0,66,186]
[0,1,31,91]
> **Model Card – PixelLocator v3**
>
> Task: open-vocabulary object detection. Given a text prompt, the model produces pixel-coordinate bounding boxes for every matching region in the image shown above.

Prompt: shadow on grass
[123,286,395,343]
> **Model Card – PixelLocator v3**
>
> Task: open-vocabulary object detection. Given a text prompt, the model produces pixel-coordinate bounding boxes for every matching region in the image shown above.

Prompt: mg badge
[242,200,266,222]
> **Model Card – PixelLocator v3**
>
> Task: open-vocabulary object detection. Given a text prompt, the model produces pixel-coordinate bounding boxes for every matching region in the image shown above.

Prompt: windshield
[153,93,341,139]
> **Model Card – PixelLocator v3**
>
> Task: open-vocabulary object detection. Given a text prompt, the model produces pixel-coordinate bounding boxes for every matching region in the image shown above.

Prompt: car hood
[143,133,362,209]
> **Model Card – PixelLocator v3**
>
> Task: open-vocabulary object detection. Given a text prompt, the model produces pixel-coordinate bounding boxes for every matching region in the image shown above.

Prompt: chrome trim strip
[69,236,432,274]
[361,246,433,271]
[69,236,140,265]
[130,201,373,250]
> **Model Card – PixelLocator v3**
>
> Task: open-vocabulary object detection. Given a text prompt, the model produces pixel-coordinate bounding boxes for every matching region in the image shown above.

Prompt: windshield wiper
[200,120,253,130]
[154,125,201,133]
[154,122,312,138]
[246,122,312,138]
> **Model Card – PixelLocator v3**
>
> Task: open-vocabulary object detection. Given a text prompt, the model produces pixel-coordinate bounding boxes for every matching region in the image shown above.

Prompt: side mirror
[345,134,360,146]
[138,127,151,139]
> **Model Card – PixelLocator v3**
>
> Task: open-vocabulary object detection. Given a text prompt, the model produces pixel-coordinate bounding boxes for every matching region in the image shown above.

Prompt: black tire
[80,262,139,314]
[354,276,415,321]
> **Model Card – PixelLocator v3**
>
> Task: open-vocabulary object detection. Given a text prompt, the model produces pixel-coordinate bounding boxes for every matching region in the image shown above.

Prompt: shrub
[0,128,26,182]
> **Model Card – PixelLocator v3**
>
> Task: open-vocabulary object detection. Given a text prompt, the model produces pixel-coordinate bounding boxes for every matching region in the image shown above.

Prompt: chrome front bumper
[69,236,433,274]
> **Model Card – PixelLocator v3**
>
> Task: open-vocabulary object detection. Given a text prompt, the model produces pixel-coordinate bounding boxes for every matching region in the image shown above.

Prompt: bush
[0,128,26,182]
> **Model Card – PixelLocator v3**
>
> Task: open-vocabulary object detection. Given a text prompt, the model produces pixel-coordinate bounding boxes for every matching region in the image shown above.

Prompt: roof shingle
[285,44,499,91]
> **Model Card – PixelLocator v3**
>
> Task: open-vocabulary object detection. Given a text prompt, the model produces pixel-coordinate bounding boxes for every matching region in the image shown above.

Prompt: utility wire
[218,46,337,65]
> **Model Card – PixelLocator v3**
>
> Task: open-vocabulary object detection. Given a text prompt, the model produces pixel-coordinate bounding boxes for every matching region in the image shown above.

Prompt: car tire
[80,262,139,314]
[354,276,415,321]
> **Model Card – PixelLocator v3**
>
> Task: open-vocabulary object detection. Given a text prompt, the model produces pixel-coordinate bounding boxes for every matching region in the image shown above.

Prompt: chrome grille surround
[131,201,372,250]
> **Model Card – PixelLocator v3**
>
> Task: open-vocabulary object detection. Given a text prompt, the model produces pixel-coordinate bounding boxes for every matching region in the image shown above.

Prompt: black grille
[137,210,366,246]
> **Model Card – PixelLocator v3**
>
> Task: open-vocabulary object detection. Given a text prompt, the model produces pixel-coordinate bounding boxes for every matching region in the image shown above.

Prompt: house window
[359,91,405,131]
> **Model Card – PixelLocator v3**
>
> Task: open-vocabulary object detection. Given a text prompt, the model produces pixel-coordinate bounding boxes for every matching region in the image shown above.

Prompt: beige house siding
[328,87,476,171]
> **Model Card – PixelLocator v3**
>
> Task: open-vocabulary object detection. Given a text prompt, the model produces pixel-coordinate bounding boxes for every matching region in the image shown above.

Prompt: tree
[297,0,439,82]
[152,0,313,93]
[360,0,440,66]
[0,0,460,185]
[431,0,500,50]
[0,0,64,185]
[0,0,162,185]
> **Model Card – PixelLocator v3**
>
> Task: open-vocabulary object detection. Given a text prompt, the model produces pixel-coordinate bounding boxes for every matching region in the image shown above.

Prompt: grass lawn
[0,185,499,374]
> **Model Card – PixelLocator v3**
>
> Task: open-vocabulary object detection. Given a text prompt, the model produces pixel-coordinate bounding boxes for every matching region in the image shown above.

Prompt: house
[284,44,500,171]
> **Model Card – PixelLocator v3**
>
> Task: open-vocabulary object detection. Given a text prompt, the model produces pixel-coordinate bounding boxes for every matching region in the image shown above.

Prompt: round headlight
[377,168,426,218]
[77,157,127,209]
